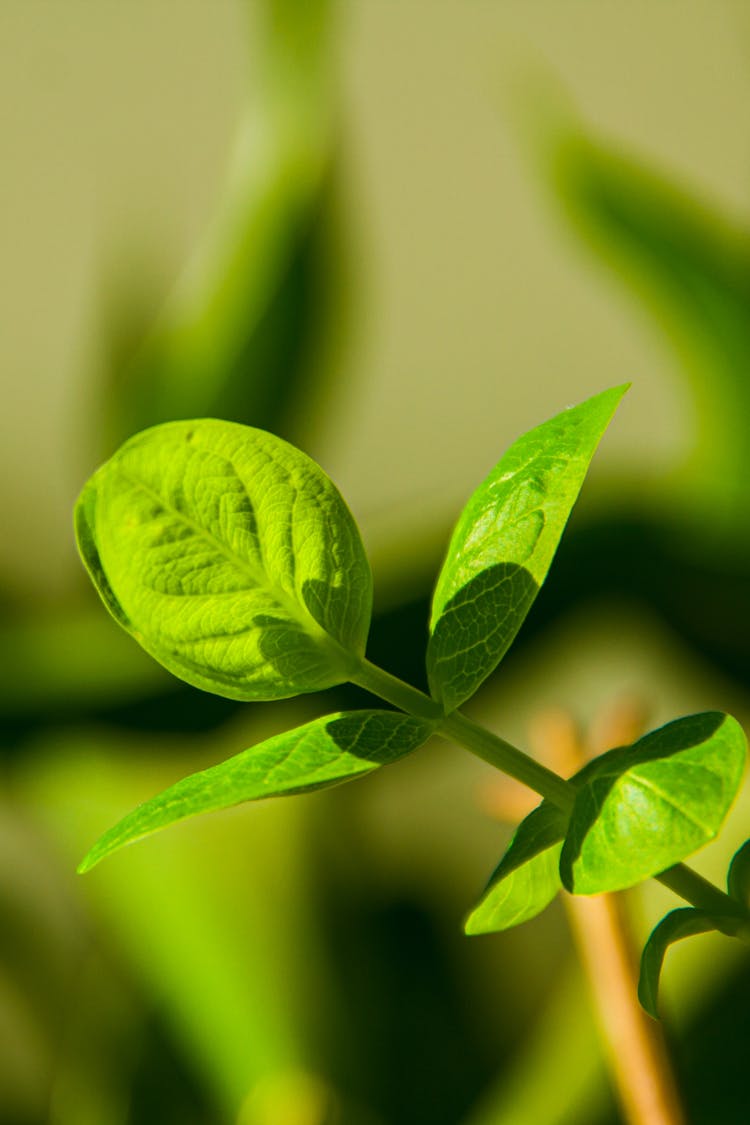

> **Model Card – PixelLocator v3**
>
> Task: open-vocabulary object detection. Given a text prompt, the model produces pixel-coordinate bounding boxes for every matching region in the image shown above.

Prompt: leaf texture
[464,802,567,934]
[427,386,627,711]
[80,710,434,871]
[76,420,372,700]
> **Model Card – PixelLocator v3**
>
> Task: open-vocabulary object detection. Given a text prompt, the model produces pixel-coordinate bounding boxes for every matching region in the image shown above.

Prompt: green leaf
[427,386,627,712]
[75,419,372,701]
[551,127,750,522]
[728,839,750,907]
[79,710,434,872]
[110,0,336,446]
[561,713,747,895]
[638,908,718,1019]
[464,802,567,935]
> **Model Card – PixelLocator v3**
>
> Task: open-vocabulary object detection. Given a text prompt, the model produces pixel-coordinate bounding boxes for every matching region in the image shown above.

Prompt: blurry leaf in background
[16,719,341,1122]
[1,0,339,732]
[106,0,337,449]
[547,118,750,536]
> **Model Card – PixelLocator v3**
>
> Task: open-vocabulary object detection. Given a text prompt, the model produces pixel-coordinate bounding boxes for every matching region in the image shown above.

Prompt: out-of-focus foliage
[106,0,337,448]
[548,121,750,538]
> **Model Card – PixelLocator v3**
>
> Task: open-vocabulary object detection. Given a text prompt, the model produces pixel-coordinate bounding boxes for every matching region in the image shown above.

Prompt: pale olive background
[4,1,749,597]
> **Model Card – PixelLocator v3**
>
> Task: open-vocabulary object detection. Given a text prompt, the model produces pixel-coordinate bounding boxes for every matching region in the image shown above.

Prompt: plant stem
[440,710,575,812]
[351,657,747,919]
[351,658,443,722]
[657,864,746,922]
[565,892,686,1125]
[353,658,575,809]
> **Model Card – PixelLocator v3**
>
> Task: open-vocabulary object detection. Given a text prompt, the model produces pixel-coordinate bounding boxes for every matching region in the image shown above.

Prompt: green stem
[657,864,745,921]
[351,658,444,722]
[353,658,575,810]
[351,657,746,920]
[439,709,575,812]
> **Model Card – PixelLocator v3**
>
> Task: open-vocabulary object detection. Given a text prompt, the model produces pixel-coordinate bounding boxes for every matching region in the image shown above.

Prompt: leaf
[79,710,434,872]
[75,419,372,701]
[464,802,567,935]
[427,386,627,712]
[109,0,336,446]
[728,839,750,907]
[560,712,747,895]
[638,908,718,1019]
[551,126,750,523]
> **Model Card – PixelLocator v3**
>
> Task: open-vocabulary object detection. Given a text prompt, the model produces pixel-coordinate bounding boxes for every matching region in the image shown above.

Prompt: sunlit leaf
[561,713,747,895]
[464,802,567,935]
[79,710,434,871]
[76,419,372,701]
[427,386,627,712]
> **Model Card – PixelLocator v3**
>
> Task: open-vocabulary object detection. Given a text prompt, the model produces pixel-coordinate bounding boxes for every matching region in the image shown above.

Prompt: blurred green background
[3,2,750,1123]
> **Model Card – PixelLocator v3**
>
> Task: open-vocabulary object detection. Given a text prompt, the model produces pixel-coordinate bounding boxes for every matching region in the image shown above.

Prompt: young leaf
[75,420,373,701]
[638,908,718,1019]
[79,710,434,872]
[728,839,750,907]
[561,713,747,895]
[464,802,567,935]
[427,386,627,712]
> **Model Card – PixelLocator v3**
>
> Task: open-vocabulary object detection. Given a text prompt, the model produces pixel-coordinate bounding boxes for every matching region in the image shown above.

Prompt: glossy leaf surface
[638,908,718,1019]
[464,802,567,934]
[561,713,747,895]
[76,419,372,701]
[427,386,627,712]
[79,710,433,872]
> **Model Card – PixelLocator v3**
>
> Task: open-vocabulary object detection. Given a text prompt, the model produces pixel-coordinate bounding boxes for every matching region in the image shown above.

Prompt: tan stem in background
[563,890,685,1125]
[543,704,685,1125]
[482,701,686,1125]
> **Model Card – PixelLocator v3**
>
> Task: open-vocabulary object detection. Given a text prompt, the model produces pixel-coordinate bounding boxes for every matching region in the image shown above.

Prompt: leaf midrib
[117,467,333,646]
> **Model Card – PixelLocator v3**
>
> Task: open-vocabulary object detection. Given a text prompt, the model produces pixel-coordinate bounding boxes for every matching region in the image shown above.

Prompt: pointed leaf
[728,839,750,907]
[464,802,567,934]
[75,419,372,701]
[561,713,747,895]
[427,386,627,711]
[79,710,434,872]
[638,908,718,1019]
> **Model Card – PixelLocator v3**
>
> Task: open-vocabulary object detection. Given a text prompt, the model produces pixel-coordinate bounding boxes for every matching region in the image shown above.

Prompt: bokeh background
[3,2,750,1123]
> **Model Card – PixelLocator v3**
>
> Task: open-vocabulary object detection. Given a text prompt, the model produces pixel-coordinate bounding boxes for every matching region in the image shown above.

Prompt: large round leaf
[75,420,372,700]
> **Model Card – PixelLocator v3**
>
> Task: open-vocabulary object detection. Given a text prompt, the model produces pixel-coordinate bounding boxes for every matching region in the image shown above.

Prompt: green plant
[74,386,750,1018]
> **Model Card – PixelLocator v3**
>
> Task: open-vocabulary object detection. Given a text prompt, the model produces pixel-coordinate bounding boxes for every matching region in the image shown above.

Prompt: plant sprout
[74,386,750,1017]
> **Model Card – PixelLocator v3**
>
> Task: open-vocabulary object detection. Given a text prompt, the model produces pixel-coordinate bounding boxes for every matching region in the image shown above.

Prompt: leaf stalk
[352,657,748,921]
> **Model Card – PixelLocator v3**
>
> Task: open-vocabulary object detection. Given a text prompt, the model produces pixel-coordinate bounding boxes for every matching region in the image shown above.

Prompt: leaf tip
[76,852,98,875]
[463,911,482,937]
